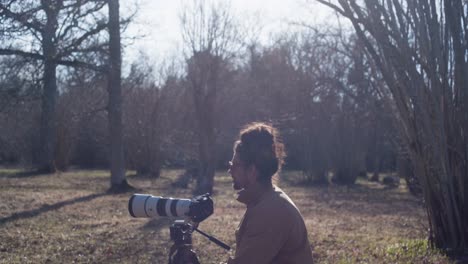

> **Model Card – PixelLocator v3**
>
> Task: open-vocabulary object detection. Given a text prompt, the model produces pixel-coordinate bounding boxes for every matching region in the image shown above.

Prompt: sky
[122,0,337,67]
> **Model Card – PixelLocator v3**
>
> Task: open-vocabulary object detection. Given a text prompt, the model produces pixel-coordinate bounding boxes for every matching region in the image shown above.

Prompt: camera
[128,193,213,223]
[128,193,229,263]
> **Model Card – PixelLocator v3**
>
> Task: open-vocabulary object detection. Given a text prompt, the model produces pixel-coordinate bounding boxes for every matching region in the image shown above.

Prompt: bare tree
[317,0,468,257]
[179,0,240,194]
[0,0,108,172]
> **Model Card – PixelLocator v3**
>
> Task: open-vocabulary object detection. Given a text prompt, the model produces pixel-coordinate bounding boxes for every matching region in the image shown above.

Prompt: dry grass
[0,169,451,264]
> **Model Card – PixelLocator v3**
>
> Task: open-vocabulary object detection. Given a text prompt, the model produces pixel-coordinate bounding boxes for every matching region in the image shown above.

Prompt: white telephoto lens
[129,194,192,218]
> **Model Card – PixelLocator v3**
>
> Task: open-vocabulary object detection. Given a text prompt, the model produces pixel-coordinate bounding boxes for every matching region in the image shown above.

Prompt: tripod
[168,220,230,264]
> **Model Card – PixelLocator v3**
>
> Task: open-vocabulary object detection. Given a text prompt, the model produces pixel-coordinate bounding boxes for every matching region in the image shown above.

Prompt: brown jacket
[228,184,314,264]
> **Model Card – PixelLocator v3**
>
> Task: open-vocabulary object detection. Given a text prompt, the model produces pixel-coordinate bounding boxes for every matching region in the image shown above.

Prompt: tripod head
[170,220,194,246]
[168,220,231,264]
[169,220,199,264]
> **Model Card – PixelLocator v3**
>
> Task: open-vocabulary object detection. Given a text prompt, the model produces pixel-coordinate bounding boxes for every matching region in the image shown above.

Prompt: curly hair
[234,122,286,184]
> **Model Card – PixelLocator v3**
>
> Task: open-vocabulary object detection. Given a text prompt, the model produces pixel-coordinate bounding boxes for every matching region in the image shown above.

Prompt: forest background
[1,0,467,263]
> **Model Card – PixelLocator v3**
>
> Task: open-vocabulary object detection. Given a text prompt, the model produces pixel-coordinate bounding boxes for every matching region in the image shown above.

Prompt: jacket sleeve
[227,209,289,264]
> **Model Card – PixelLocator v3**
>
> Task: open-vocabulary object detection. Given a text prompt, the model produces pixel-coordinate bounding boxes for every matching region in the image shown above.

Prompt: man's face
[228,152,249,190]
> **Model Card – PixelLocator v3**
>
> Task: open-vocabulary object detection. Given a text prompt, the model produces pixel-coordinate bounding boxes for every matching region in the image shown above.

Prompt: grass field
[0,169,450,263]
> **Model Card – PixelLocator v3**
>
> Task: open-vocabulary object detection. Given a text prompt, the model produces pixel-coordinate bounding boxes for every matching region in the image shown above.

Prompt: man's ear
[246,164,258,184]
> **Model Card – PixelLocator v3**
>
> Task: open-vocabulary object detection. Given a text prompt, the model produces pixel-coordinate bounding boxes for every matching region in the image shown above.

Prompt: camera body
[128,193,213,223]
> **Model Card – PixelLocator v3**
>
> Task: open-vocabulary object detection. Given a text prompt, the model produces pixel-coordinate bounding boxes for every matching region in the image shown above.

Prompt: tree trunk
[108,0,128,192]
[397,154,421,196]
[369,157,380,182]
[38,54,57,173]
[38,2,59,173]
[194,107,216,195]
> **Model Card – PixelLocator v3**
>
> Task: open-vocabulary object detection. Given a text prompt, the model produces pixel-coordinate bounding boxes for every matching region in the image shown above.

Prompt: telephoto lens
[128,194,192,218]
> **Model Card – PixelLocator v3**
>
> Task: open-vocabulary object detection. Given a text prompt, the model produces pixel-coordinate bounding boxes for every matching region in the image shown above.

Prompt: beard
[233,182,242,190]
[232,178,244,190]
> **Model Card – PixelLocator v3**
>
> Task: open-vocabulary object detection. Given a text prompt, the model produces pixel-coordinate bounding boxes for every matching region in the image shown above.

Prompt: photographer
[227,123,314,264]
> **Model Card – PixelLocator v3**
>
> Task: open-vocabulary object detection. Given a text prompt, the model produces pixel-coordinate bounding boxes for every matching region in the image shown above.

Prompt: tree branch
[58,21,108,57]
[55,59,107,73]
[57,1,107,41]
[0,49,42,60]
[0,48,106,72]
[0,3,44,33]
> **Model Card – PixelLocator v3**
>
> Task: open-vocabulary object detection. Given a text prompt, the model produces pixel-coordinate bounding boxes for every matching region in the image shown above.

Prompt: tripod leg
[168,244,177,264]
[188,249,200,264]
[169,246,200,264]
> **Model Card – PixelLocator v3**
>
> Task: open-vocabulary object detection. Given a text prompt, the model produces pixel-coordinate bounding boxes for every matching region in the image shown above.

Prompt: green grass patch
[376,239,447,264]
[0,167,25,175]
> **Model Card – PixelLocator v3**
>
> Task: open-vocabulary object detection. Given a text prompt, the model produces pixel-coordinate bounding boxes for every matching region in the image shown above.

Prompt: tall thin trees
[317,0,468,257]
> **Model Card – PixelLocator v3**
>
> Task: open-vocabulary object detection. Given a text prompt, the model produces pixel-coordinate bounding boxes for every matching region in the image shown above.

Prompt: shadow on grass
[141,217,174,232]
[0,192,109,226]
[0,169,50,179]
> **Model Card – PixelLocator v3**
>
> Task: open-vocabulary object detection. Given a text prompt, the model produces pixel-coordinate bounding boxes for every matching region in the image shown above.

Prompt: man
[227,122,314,264]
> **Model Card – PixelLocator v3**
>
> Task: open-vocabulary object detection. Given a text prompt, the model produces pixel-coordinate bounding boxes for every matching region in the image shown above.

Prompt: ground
[0,168,450,263]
